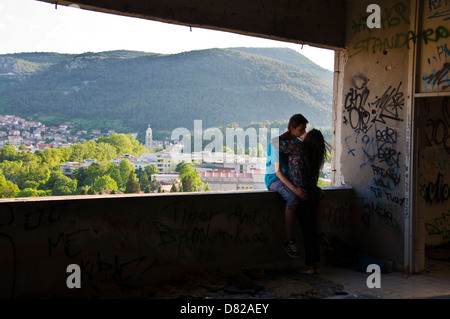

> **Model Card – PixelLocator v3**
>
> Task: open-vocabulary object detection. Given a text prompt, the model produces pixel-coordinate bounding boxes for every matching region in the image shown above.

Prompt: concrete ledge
[0,187,355,298]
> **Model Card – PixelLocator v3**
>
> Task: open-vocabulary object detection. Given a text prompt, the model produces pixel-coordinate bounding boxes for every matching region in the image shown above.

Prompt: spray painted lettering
[423,62,450,90]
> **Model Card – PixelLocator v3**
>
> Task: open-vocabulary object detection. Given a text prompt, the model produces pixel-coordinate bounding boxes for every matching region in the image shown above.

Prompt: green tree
[149,176,157,192]
[138,171,149,191]
[204,183,211,191]
[0,143,18,162]
[43,171,77,196]
[83,162,106,187]
[40,147,71,170]
[97,133,146,156]
[93,175,118,192]
[0,161,23,184]
[125,171,140,193]
[72,167,88,187]
[17,188,47,198]
[176,161,204,192]
[0,171,19,198]
[144,164,158,177]
[181,175,193,192]
[118,160,134,191]
[17,162,51,189]
[178,165,204,192]
[78,185,90,195]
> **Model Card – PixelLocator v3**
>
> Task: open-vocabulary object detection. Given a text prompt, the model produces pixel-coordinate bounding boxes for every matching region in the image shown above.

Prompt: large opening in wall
[0,0,335,197]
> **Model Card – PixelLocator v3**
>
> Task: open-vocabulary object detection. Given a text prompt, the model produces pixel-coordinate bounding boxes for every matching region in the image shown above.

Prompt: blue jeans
[268,180,299,207]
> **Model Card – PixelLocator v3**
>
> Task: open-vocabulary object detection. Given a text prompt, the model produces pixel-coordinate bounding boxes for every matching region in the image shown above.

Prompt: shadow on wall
[0,188,356,298]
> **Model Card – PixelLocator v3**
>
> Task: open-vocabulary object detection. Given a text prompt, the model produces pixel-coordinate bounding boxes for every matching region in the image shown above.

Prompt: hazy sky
[1,0,335,71]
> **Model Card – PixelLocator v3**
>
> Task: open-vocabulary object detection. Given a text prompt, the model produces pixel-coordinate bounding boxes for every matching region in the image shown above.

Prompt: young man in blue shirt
[265,113,309,258]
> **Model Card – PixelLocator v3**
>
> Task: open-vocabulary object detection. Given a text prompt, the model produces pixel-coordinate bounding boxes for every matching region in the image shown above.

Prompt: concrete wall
[335,0,412,267]
[416,97,450,247]
[414,1,450,258]
[0,187,355,298]
[336,0,450,271]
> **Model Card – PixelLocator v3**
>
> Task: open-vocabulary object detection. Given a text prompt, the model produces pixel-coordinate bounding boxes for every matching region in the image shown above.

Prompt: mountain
[0,48,333,136]
[230,47,333,83]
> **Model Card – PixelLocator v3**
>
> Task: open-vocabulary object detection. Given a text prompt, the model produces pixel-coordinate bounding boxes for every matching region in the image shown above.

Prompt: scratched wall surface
[0,188,354,298]
[339,0,411,264]
[417,97,450,246]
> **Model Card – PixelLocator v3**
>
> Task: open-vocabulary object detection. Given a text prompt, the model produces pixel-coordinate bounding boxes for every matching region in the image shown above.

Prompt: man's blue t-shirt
[265,141,290,188]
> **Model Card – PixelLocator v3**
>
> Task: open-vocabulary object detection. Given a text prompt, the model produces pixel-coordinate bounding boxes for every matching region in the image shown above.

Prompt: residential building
[59,159,97,176]
[155,152,178,173]
[199,171,254,191]
[91,129,101,135]
[8,135,21,146]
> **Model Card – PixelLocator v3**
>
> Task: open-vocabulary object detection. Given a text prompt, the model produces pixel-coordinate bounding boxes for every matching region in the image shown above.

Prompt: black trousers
[296,197,320,266]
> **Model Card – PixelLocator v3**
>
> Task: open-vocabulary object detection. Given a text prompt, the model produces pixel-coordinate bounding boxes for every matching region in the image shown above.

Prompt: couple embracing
[265,113,332,275]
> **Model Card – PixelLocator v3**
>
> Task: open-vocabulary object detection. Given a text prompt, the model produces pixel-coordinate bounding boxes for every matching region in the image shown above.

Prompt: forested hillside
[0,48,333,137]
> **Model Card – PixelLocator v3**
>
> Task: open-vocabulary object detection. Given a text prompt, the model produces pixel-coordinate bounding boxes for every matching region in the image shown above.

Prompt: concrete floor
[145,258,450,299]
[319,258,450,299]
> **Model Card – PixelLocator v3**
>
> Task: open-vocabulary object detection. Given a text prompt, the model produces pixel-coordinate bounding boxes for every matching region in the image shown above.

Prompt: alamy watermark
[170,120,280,163]
[366,264,381,288]
[66,264,81,289]
[366,4,381,29]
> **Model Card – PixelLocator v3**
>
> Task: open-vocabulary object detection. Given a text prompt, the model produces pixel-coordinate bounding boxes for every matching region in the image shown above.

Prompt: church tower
[145,124,153,149]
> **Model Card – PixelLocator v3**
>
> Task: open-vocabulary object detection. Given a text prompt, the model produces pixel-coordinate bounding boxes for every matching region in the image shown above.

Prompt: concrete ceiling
[37,0,345,50]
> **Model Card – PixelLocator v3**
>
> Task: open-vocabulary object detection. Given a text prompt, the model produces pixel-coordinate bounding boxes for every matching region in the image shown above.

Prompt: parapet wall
[0,187,356,298]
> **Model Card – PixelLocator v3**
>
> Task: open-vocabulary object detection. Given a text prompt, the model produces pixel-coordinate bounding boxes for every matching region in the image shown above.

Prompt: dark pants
[296,197,320,266]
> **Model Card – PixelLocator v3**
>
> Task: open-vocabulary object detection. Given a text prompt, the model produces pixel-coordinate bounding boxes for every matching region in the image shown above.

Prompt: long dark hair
[302,128,330,180]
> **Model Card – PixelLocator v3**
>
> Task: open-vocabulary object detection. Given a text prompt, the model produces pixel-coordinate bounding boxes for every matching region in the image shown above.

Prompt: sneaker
[284,240,300,259]
[318,233,333,250]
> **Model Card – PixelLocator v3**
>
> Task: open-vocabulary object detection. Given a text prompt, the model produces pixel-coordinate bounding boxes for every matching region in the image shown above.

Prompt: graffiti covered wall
[417,97,450,246]
[338,0,450,269]
[0,188,355,298]
[418,0,450,93]
[338,0,412,266]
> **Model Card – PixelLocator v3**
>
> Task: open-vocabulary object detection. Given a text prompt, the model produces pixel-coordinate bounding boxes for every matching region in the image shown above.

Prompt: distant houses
[0,114,119,151]
[2,116,270,191]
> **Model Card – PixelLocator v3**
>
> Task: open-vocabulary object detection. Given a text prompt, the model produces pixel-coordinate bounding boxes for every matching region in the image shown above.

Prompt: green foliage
[0,171,19,198]
[144,165,158,177]
[93,175,118,192]
[177,161,204,192]
[97,134,146,156]
[0,48,332,138]
[118,160,134,191]
[17,188,47,198]
[318,179,331,187]
[42,171,77,196]
[125,171,140,193]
